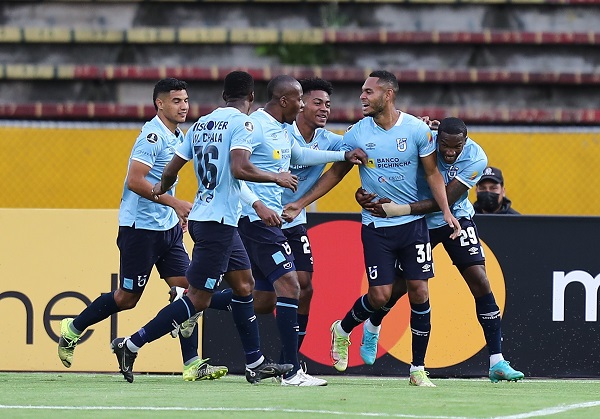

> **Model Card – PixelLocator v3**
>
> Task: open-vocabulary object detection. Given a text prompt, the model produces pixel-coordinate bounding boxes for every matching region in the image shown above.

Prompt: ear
[249,91,255,104]
[222,91,227,102]
[155,97,163,110]
[279,95,287,108]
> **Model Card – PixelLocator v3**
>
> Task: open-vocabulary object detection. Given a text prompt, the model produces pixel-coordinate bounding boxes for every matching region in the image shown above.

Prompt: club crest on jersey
[469,171,479,180]
[244,121,254,132]
[396,138,407,152]
[273,149,282,160]
[366,158,376,168]
[448,165,458,179]
[146,133,158,144]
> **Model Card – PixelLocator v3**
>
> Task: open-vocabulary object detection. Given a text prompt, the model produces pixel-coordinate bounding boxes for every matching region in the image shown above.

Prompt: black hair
[153,78,188,110]
[300,77,333,96]
[266,75,298,101]
[223,71,254,101]
[369,70,399,93]
[438,117,468,138]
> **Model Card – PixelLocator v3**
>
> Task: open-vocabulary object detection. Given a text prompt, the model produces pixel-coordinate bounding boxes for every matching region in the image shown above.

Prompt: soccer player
[356,117,524,383]
[283,71,460,387]
[225,74,366,386]
[57,78,227,381]
[109,71,296,384]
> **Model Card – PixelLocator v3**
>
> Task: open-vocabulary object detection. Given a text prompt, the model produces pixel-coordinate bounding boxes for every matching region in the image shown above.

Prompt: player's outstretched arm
[231,149,298,192]
[282,161,353,222]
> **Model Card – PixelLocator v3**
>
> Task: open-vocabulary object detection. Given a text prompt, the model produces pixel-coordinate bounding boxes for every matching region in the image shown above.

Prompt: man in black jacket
[474,166,520,214]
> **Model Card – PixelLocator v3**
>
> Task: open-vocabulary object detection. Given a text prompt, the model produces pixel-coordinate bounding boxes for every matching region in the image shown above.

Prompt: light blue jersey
[119,116,183,230]
[343,112,435,228]
[176,107,254,227]
[242,109,346,222]
[417,133,488,228]
[282,121,344,228]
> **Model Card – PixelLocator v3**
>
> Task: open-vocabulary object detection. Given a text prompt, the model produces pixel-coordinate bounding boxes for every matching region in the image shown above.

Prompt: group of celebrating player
[57,69,523,387]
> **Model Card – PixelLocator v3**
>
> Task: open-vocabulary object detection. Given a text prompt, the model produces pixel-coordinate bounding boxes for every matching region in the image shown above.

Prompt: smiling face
[437,131,466,164]
[299,89,331,129]
[156,89,189,129]
[360,77,388,117]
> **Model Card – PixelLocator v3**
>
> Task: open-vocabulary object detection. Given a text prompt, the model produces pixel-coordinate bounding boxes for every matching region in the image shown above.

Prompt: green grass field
[1,373,599,418]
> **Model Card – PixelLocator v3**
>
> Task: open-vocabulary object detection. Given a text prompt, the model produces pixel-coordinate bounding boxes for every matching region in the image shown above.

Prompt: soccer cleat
[111,337,138,383]
[179,311,203,339]
[409,370,436,387]
[245,359,294,384]
[359,323,379,365]
[183,358,228,381]
[281,370,328,386]
[57,317,81,368]
[330,320,351,372]
[489,360,524,383]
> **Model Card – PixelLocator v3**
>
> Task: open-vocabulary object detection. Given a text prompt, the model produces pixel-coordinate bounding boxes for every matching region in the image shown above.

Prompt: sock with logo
[209,288,233,311]
[72,291,119,333]
[475,292,502,355]
[340,294,375,333]
[410,300,431,367]
[129,295,196,349]
[231,293,262,365]
[276,297,300,377]
[297,313,309,350]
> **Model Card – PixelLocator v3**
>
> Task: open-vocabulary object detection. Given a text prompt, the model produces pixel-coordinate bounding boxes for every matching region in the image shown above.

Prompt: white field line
[0,401,599,418]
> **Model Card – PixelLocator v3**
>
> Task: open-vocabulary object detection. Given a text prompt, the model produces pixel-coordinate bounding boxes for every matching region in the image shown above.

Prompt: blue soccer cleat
[359,322,379,365]
[489,360,524,383]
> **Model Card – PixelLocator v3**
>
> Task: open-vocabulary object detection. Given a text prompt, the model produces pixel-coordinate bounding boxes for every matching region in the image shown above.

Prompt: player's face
[437,132,466,164]
[157,89,189,126]
[360,77,387,117]
[299,90,331,129]
[282,83,304,124]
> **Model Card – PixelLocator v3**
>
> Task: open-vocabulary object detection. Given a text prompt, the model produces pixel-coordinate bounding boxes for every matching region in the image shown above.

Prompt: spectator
[474,166,519,214]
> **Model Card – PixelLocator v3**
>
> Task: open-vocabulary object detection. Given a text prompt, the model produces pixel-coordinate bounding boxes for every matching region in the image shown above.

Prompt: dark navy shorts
[186,220,251,292]
[282,224,314,273]
[238,216,295,292]
[429,217,485,270]
[362,218,433,286]
[116,224,189,293]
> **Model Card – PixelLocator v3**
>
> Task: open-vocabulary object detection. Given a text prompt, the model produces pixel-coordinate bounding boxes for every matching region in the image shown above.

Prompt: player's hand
[282,202,302,222]
[151,181,166,198]
[344,148,368,165]
[445,213,462,239]
[253,200,283,227]
[355,187,377,208]
[419,115,440,130]
[275,171,299,192]
[171,198,192,226]
[369,197,392,217]
[180,219,189,233]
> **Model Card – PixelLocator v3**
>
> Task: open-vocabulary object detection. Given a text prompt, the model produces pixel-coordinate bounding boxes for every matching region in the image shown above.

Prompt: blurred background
[1,0,599,215]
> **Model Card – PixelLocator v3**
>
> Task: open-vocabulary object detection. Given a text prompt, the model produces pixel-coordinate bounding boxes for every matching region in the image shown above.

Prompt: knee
[114,289,140,310]
[406,281,429,304]
[367,287,392,309]
[274,273,300,299]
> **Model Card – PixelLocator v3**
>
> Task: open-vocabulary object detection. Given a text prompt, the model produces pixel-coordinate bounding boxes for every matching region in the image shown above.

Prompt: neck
[373,107,400,131]
[264,102,284,123]
[157,114,178,133]
[295,117,316,143]
[225,100,250,115]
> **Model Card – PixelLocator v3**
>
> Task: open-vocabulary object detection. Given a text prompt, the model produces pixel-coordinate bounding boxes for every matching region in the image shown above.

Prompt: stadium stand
[0,0,598,124]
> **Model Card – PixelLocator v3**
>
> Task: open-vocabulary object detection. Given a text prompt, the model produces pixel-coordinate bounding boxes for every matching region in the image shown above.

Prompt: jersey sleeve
[454,142,488,189]
[130,130,165,168]
[230,114,254,152]
[290,140,345,165]
[175,129,194,161]
[340,124,358,152]
[326,131,345,151]
[416,122,436,158]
